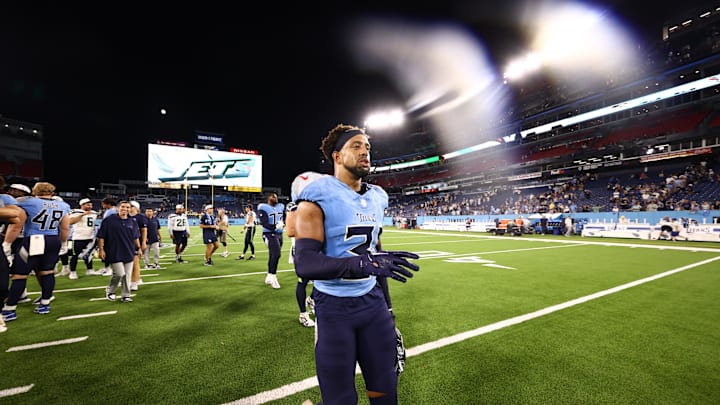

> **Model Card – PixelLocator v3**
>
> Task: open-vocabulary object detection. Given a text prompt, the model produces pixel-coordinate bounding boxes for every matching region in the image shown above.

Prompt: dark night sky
[0,0,710,193]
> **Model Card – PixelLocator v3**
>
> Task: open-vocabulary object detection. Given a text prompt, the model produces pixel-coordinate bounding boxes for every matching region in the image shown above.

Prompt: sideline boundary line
[386,229,720,253]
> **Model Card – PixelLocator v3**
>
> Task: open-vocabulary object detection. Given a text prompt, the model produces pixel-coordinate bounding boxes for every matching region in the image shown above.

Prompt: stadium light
[503,53,542,81]
[364,108,405,130]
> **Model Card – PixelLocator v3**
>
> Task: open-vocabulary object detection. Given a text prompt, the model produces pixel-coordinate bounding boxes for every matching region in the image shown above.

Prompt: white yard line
[6,336,89,352]
[225,254,720,405]
[0,384,34,398]
[57,311,117,321]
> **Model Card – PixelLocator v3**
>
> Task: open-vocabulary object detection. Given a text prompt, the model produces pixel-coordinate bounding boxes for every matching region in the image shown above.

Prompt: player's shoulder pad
[298,175,334,203]
[291,171,326,202]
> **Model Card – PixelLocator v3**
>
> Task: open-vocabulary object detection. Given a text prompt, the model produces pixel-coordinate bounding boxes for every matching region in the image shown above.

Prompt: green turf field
[2,228,719,404]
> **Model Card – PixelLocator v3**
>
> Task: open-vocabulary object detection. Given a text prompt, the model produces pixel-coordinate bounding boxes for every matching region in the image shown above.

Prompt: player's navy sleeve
[257,204,279,231]
[294,238,360,279]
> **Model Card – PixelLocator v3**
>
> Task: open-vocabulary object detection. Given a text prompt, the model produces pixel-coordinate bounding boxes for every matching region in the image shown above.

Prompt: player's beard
[348,164,370,179]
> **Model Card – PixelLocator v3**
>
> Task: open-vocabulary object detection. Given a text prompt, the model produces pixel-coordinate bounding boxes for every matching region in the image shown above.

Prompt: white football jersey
[70,209,98,240]
[168,213,190,233]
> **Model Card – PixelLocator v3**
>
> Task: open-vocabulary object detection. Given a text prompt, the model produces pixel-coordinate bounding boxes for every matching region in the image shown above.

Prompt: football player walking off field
[168,204,190,263]
[257,193,284,289]
[238,205,256,260]
[2,182,71,321]
[294,124,420,405]
[66,198,99,279]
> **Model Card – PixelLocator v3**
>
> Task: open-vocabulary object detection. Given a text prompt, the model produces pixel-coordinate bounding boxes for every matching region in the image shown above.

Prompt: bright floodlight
[520,1,641,82]
[349,18,509,149]
[364,109,405,130]
[504,52,542,81]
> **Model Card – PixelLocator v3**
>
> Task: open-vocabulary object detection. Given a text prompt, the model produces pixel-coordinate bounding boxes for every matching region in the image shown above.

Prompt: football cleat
[1,310,17,322]
[395,326,406,376]
[69,271,79,280]
[121,297,133,303]
[0,316,6,333]
[17,295,31,304]
[106,292,117,302]
[56,268,71,277]
[299,312,315,327]
[305,296,315,315]
[34,304,51,315]
[221,251,229,258]
[265,274,280,289]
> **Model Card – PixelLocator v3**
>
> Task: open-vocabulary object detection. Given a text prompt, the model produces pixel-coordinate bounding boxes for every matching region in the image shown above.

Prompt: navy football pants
[313,284,398,405]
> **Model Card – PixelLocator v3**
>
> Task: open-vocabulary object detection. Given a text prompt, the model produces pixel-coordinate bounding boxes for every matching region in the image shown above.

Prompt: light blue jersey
[257,202,285,234]
[299,176,388,297]
[0,194,17,235]
[0,194,16,207]
[17,197,70,236]
[103,207,118,219]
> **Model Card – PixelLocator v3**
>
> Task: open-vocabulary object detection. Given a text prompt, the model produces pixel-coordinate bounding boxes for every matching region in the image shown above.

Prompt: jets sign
[159,159,253,182]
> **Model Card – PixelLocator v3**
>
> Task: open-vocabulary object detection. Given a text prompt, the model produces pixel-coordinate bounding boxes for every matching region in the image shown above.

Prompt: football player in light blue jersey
[0,178,23,318]
[294,124,419,405]
[257,192,285,288]
[101,196,118,219]
[4,182,34,304]
[2,182,71,321]
[287,171,326,328]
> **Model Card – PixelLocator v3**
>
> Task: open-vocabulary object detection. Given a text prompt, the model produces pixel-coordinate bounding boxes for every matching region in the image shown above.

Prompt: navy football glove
[356,251,419,282]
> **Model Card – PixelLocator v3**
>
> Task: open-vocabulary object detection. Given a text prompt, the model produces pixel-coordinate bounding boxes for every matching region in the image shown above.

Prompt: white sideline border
[226,255,720,405]
[382,229,720,253]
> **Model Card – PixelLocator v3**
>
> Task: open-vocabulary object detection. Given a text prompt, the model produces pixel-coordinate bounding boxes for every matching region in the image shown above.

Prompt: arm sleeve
[294,238,362,280]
